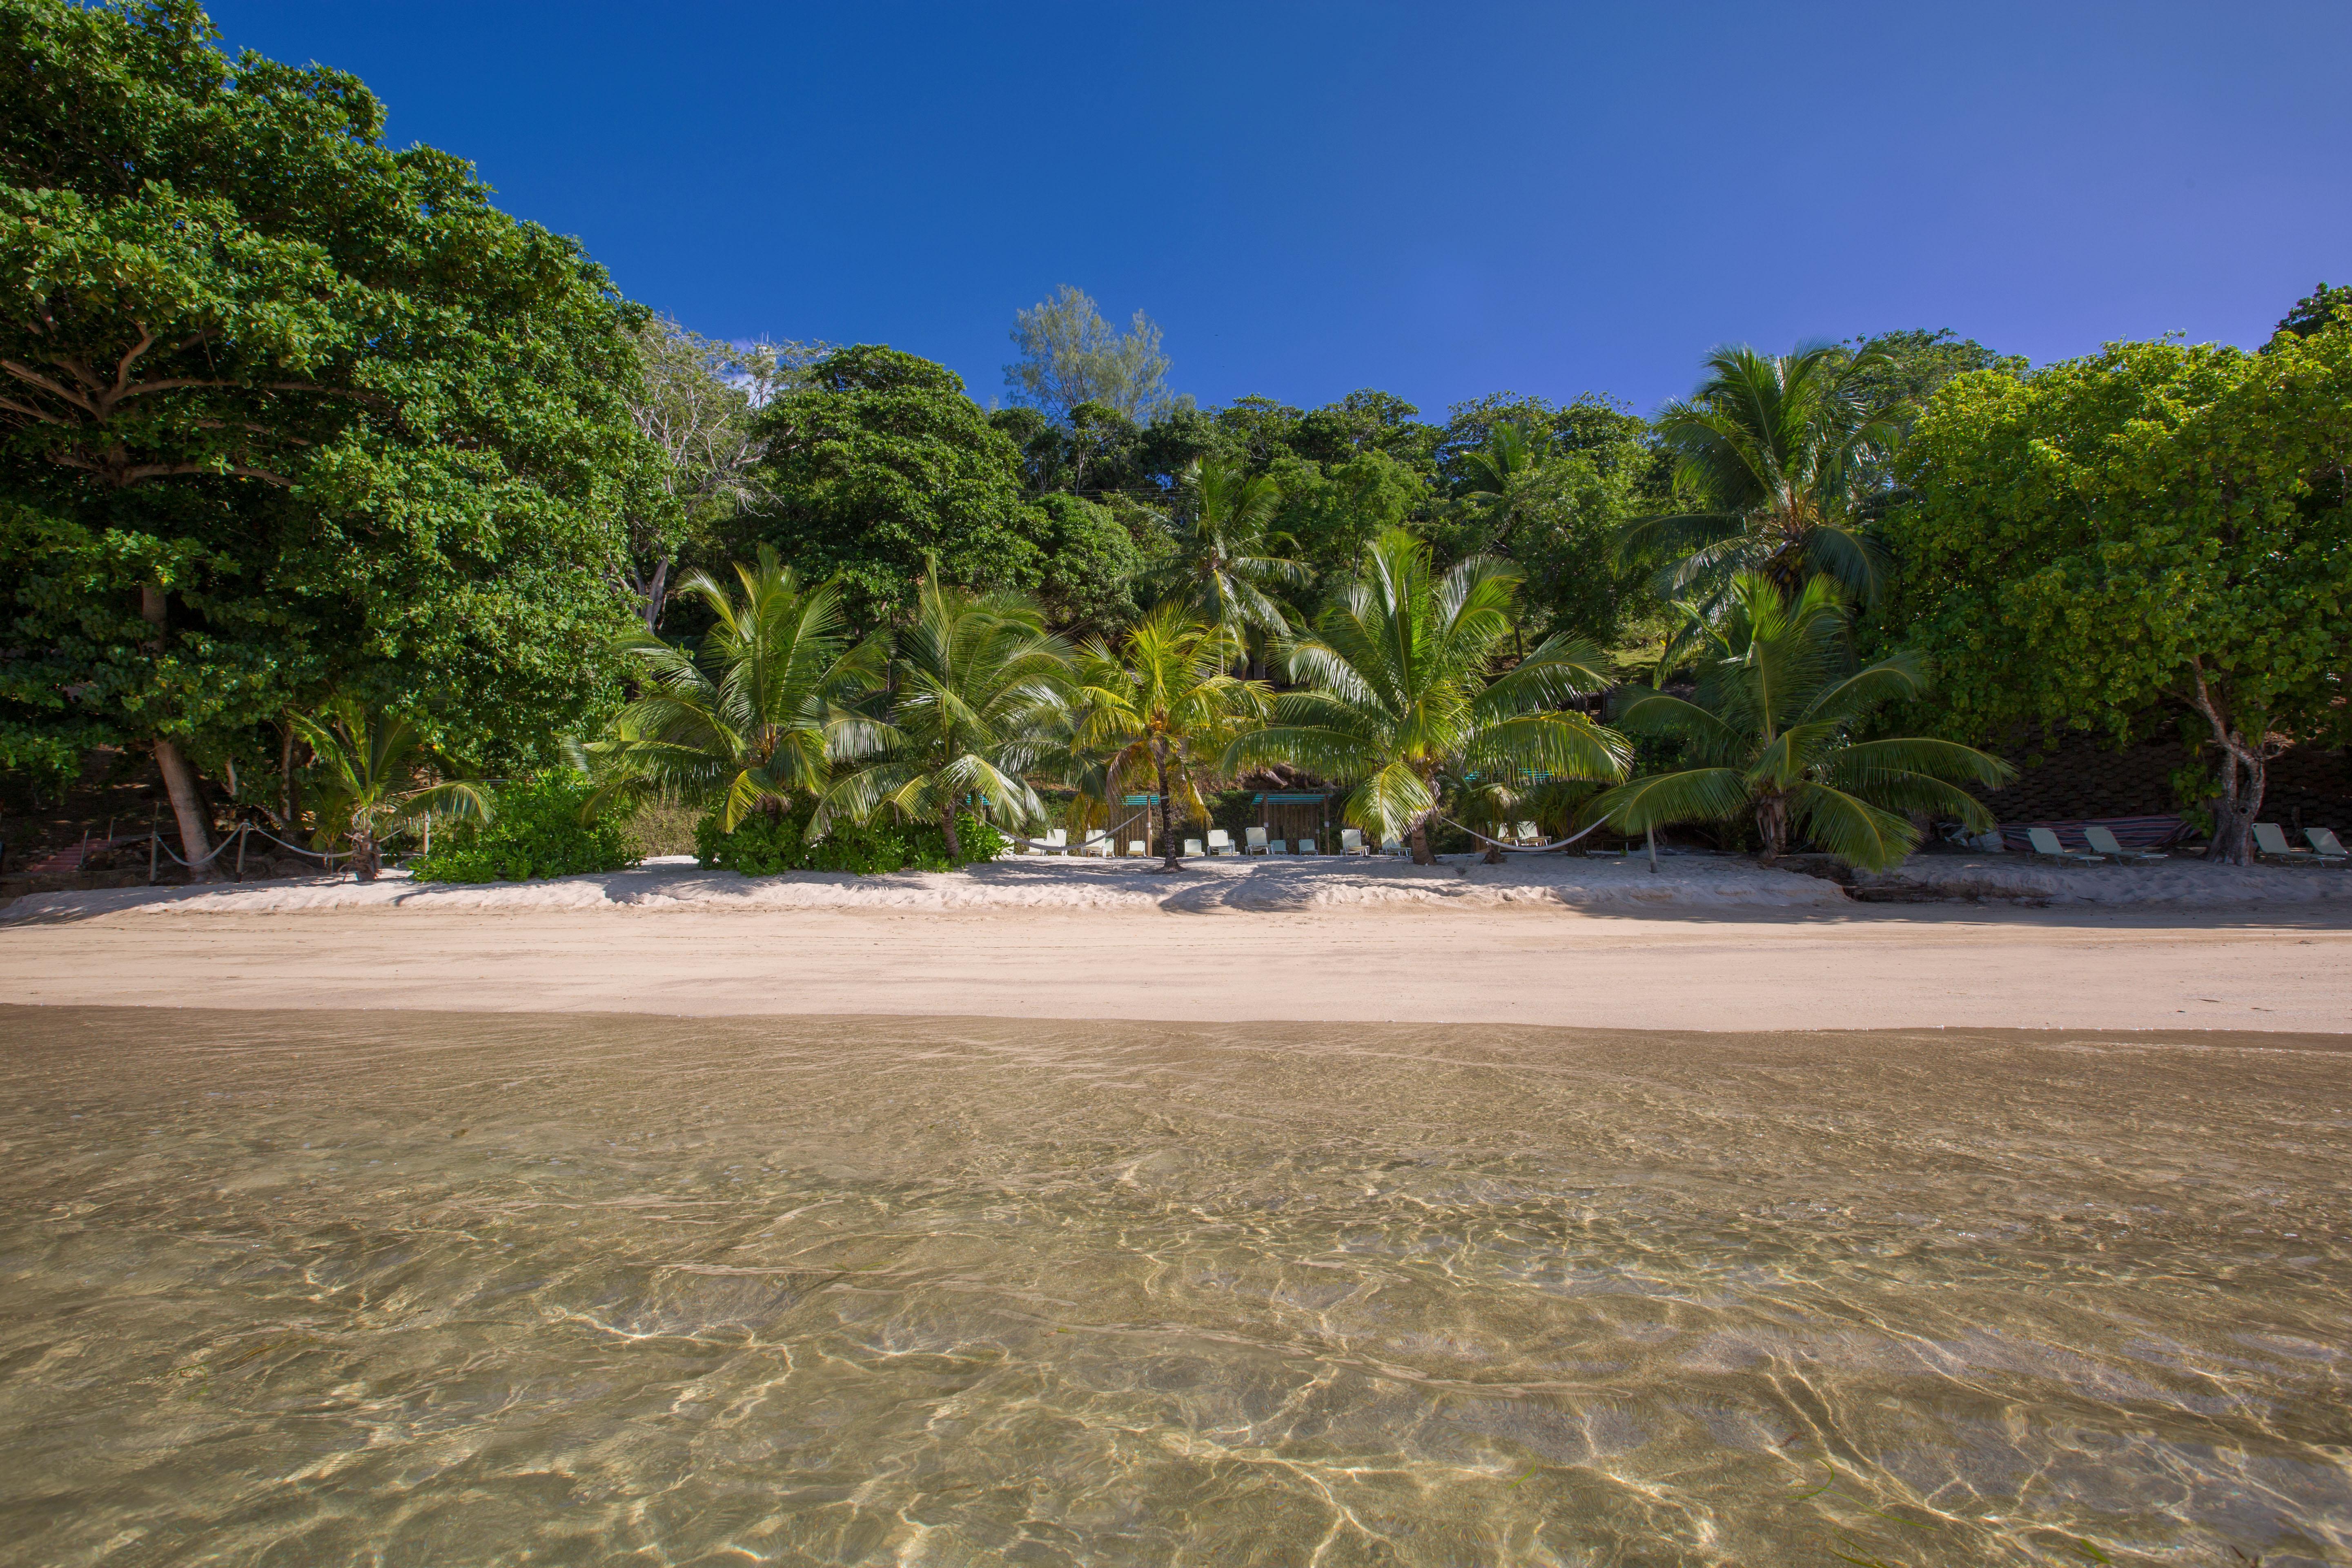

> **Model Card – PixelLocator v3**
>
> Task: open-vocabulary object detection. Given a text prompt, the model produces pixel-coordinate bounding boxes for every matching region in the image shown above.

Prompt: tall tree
[1003,285,1185,425]
[1886,330,2352,864]
[1072,606,1268,869]
[2275,283,2352,342]
[819,575,1072,863]
[1231,529,1628,863]
[738,345,1049,627]
[1143,458,1310,645]
[0,0,644,875]
[1619,343,1910,635]
[1586,574,2009,869]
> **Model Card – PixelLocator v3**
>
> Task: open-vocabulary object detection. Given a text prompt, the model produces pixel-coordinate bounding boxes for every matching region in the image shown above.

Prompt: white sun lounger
[1298,837,1316,855]
[1340,829,1365,856]
[2307,827,2348,864]
[1127,839,1148,858]
[1379,835,1405,857]
[1244,826,1268,855]
[2083,826,2165,864]
[2253,823,2315,863]
[1513,821,1541,846]
[1182,837,1203,858]
[2027,826,2103,865]
[1207,829,1238,856]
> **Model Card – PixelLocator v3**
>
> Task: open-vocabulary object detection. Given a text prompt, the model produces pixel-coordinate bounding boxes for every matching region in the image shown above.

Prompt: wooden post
[234,823,246,880]
[1646,825,1659,874]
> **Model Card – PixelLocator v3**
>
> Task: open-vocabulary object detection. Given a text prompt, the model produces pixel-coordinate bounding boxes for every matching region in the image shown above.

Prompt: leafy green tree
[1276,449,1427,584]
[1072,606,1268,869]
[1620,343,1910,628]
[1034,493,1143,637]
[740,345,1049,626]
[820,576,1073,863]
[1586,574,2008,869]
[1145,457,1310,639]
[2275,283,2352,341]
[1231,529,1628,863]
[1004,285,1186,423]
[1885,330,2352,864]
[582,547,881,830]
[295,702,492,882]
[0,0,643,873]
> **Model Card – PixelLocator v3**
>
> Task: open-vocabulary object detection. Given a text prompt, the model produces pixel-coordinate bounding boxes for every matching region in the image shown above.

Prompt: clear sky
[209,1,2350,419]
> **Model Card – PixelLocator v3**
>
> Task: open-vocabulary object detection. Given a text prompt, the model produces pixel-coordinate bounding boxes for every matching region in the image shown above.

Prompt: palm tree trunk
[1410,810,1435,866]
[1154,747,1181,870]
[350,828,380,883]
[940,797,964,865]
[1755,794,1788,862]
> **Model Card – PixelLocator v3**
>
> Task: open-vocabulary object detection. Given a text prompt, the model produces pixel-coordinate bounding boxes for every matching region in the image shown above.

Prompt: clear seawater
[0,1007,2345,1566]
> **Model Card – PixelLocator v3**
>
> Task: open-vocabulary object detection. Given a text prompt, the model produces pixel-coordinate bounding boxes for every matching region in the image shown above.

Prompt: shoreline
[4,893,2345,1033]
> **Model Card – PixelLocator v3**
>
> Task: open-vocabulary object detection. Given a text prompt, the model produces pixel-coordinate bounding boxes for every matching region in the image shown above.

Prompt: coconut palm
[1583,572,2011,869]
[1229,528,1629,864]
[582,546,882,829]
[1619,343,1910,649]
[296,702,491,882]
[1145,457,1310,640]
[818,574,1073,863]
[1439,418,1547,558]
[1071,605,1271,869]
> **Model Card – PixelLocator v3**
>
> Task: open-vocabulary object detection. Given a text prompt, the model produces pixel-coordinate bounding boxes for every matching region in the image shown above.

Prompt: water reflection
[0,1007,2345,1565]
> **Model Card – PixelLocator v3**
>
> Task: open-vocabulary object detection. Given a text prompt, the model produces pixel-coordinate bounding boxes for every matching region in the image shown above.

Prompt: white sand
[3,852,2347,1033]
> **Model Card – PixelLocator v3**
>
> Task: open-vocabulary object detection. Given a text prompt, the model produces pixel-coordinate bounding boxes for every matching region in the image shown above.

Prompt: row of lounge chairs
[1013,822,1583,860]
[2022,823,2346,866]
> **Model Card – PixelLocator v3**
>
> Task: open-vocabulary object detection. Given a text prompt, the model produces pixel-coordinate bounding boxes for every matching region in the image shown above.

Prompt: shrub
[411,777,641,883]
[695,808,1007,875]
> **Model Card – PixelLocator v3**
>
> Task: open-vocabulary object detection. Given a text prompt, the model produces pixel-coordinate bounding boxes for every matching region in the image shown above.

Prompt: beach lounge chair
[2083,826,2166,864]
[1207,829,1238,856]
[1081,834,1113,858]
[1514,822,1541,846]
[2027,826,2103,865]
[1127,839,1148,858]
[1298,837,1316,855]
[1245,826,1269,855]
[1269,839,1287,855]
[1183,837,1203,858]
[2252,823,2314,863]
[2307,827,2348,864]
[1038,828,1067,855]
[1379,835,1405,857]
[1340,829,1365,856]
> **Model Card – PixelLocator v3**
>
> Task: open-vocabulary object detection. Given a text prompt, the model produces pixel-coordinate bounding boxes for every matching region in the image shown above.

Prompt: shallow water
[0,1009,2346,1567]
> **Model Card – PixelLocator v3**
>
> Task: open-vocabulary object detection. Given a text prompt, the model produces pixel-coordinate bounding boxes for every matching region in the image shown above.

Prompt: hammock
[1437,815,1617,853]
[1002,805,1157,854]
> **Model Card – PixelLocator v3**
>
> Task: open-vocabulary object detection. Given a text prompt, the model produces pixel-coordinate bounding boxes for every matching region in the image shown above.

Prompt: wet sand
[2,901,2348,1031]
[1,1008,2344,1567]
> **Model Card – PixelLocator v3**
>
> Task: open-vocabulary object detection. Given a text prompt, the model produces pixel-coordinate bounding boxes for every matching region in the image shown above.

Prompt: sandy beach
[5,854,2347,1031]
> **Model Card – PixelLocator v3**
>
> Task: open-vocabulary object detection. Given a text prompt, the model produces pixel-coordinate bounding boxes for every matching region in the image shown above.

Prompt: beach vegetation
[1585,573,2011,869]
[816,573,1074,864]
[294,703,491,882]
[1231,529,1628,863]
[1071,606,1271,869]
[1140,457,1312,646]
[582,548,883,831]
[411,776,639,884]
[693,804,1004,876]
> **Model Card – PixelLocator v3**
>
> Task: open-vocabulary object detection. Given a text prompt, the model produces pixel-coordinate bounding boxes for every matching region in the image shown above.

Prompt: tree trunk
[641,557,670,636]
[2189,657,2265,867]
[1755,793,1788,862]
[940,797,964,866]
[1155,748,1182,870]
[142,582,216,880]
[350,829,380,882]
[1410,811,1435,865]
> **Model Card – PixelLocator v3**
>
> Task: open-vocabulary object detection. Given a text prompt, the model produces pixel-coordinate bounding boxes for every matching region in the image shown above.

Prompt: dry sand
[3,853,2347,1032]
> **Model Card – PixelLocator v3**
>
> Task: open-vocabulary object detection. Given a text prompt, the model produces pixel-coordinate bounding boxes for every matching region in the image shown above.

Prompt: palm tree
[1619,343,1910,644]
[1439,418,1546,559]
[1583,572,2012,869]
[819,573,1073,863]
[1229,528,1629,864]
[582,546,882,829]
[296,702,491,882]
[1071,605,1271,869]
[1146,457,1310,642]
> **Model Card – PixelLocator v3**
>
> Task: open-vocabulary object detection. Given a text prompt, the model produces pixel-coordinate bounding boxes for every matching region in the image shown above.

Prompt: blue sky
[212,2,2349,419]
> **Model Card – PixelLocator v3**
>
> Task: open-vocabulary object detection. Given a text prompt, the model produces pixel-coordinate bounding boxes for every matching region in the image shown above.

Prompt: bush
[411,776,641,883]
[695,808,1007,875]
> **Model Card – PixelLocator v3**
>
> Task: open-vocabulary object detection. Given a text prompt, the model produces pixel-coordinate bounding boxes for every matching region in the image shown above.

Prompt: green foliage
[1587,574,2009,869]
[0,0,644,778]
[1034,493,1142,637]
[1886,330,2352,862]
[1231,529,1628,861]
[739,345,1051,625]
[1142,457,1310,638]
[1003,286,1185,424]
[411,775,639,883]
[694,806,1004,876]
[1276,450,1427,584]
[2274,282,2352,341]
[294,701,493,880]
